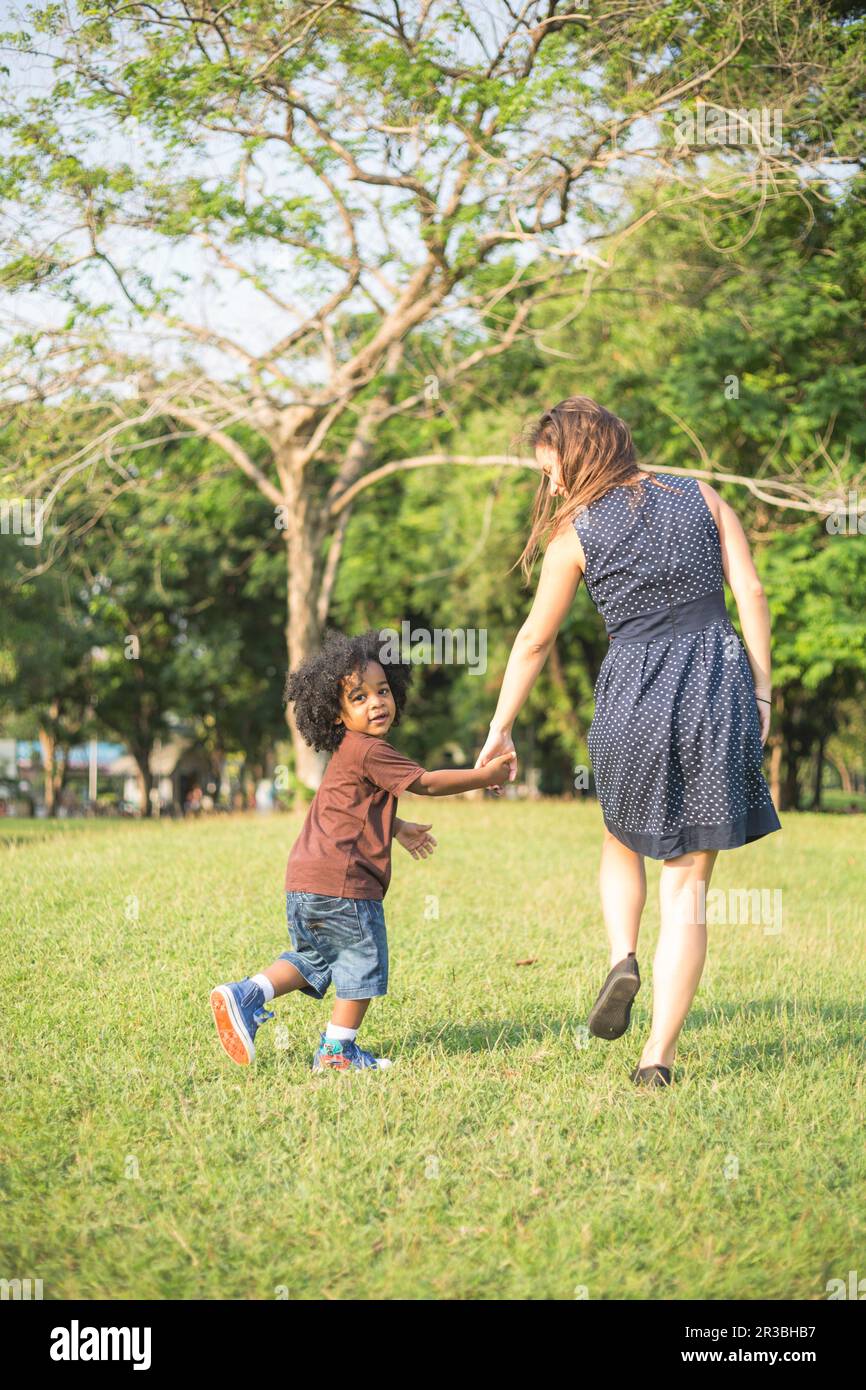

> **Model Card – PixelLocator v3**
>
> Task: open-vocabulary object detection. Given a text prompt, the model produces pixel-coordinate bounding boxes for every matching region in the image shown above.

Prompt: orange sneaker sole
[210,987,253,1065]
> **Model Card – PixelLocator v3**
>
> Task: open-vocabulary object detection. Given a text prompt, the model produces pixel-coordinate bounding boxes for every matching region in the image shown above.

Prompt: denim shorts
[281,891,389,1000]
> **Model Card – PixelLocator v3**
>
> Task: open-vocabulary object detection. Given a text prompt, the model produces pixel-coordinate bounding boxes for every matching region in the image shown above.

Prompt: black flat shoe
[587,953,640,1039]
[631,1064,672,1087]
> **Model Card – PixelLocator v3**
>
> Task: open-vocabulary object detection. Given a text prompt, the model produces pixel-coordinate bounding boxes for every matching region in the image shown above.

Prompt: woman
[474,396,781,1086]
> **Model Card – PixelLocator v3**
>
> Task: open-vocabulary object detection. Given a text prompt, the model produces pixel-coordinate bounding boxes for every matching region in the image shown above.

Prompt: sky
[0,1,857,398]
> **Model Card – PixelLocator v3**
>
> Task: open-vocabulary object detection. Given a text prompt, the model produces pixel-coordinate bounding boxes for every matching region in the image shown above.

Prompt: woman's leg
[600,826,647,965]
[638,848,718,1069]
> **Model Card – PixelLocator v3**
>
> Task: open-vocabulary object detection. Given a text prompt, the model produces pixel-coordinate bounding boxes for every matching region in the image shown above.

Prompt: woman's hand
[756,696,772,746]
[474,728,518,797]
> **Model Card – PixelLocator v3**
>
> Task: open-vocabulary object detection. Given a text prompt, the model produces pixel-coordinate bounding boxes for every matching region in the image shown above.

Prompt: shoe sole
[631,1067,672,1088]
[587,972,640,1040]
[311,1056,394,1073]
[312,1056,352,1073]
[210,986,255,1065]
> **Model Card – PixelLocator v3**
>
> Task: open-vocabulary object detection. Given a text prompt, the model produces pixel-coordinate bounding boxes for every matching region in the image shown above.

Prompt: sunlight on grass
[1,802,863,1299]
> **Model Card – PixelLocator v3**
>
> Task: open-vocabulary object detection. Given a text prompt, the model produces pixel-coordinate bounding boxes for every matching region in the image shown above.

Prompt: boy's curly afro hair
[284,627,413,753]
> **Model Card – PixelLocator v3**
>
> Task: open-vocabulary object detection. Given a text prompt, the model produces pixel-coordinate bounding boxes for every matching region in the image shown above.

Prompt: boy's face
[335,660,396,738]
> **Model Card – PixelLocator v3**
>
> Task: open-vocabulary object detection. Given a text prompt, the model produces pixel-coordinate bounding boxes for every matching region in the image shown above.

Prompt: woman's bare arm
[487,521,585,734]
[697,480,772,703]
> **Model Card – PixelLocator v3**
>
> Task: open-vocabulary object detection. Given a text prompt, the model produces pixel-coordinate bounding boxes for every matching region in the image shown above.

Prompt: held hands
[480,753,517,792]
[474,728,518,798]
[395,820,437,860]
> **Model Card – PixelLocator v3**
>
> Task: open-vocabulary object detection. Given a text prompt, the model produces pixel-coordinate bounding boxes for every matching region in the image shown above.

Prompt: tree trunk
[275,371,404,803]
[547,637,585,740]
[781,753,800,812]
[53,746,72,814]
[811,736,826,810]
[38,725,57,816]
[209,750,226,807]
[247,762,263,809]
[767,691,785,809]
[283,482,328,799]
[133,751,154,818]
[826,753,853,794]
[238,757,262,810]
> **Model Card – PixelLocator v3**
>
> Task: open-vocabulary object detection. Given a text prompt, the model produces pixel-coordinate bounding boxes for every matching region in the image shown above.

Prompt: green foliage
[0,2,863,805]
[0,408,287,772]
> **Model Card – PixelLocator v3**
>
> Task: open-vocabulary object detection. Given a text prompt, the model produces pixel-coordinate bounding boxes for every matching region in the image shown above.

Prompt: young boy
[210,628,515,1073]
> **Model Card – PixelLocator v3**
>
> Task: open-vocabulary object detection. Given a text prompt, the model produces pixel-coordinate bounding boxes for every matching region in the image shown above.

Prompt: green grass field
[2,801,863,1300]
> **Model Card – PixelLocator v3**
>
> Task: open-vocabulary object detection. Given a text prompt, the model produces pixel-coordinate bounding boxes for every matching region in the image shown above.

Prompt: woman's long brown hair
[511,395,673,584]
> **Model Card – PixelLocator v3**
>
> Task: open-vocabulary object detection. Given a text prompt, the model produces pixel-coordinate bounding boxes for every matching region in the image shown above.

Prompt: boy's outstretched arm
[406,753,514,797]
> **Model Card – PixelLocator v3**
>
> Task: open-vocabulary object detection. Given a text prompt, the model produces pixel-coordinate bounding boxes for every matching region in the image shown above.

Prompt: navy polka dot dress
[573,473,782,858]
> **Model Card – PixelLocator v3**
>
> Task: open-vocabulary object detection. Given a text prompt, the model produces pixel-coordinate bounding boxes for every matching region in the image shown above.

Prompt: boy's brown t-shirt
[284,729,427,900]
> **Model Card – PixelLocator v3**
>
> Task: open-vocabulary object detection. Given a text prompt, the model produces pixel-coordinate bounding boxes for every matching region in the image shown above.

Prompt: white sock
[251,974,275,1002]
[325,1022,357,1042]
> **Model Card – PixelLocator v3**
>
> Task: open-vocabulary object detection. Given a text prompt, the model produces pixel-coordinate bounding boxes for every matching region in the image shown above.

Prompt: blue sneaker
[311,1033,392,1072]
[210,978,275,1065]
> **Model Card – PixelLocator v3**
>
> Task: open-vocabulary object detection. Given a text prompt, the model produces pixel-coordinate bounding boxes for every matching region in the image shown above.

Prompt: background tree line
[1,2,864,813]
[2,172,865,812]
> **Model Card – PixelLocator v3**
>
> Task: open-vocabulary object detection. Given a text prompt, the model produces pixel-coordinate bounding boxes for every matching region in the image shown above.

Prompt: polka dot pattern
[573,474,782,859]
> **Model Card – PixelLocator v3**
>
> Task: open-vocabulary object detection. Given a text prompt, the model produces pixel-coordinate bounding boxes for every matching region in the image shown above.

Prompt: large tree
[1,0,863,785]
